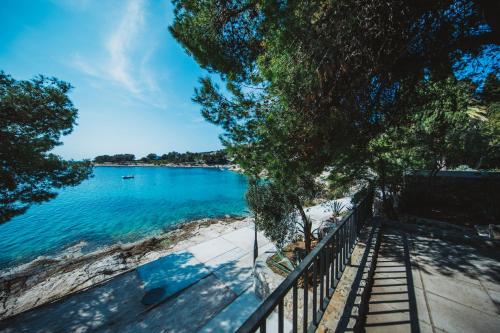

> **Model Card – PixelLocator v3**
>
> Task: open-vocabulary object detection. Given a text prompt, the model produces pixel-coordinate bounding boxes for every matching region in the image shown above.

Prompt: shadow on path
[363,228,420,333]
[334,219,379,333]
[0,250,255,333]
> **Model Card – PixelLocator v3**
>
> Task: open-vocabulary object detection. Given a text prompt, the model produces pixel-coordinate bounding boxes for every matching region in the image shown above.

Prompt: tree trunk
[296,203,312,254]
[379,159,387,203]
[379,159,398,220]
[475,156,484,170]
[253,219,258,263]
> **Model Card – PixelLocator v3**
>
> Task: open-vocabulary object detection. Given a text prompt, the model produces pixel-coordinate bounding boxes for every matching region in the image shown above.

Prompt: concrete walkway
[0,225,274,333]
[363,226,500,333]
[0,199,345,333]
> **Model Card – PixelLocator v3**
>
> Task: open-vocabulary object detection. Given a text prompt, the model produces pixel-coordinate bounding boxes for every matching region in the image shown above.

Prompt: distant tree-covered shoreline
[93,150,229,166]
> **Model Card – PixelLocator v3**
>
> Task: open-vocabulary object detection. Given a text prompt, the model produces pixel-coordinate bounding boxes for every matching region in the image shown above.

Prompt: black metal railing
[237,191,374,333]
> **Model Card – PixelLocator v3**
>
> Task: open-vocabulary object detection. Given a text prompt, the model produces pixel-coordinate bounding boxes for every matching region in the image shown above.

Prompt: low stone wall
[401,171,500,224]
[384,217,500,249]
[317,220,380,332]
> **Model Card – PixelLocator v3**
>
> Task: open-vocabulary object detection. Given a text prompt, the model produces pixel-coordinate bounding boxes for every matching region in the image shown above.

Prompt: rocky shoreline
[0,215,250,320]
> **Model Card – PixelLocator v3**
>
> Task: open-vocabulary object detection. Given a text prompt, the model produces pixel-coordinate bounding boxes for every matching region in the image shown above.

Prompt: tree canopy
[478,73,500,168]
[246,179,297,251]
[171,0,499,250]
[0,71,92,223]
[94,154,136,164]
[170,0,499,181]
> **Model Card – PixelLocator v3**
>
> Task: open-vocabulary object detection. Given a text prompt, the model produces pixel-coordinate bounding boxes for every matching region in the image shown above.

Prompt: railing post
[278,299,284,333]
[312,259,317,325]
[335,232,340,286]
[326,240,330,297]
[340,225,345,271]
[330,235,337,289]
[303,271,308,332]
[352,209,356,249]
[320,250,324,311]
[292,283,298,333]
[343,223,348,266]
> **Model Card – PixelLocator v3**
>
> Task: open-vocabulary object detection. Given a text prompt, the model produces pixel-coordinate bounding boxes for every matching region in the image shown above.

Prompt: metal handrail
[237,190,373,333]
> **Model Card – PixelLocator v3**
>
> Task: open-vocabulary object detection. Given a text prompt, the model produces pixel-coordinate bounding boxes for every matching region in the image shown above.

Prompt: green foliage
[94,150,229,165]
[478,74,500,169]
[0,71,92,223]
[157,150,229,165]
[170,0,499,217]
[268,251,296,276]
[403,77,487,171]
[327,75,499,204]
[147,153,160,161]
[327,201,345,221]
[245,174,321,253]
[245,180,297,250]
[94,154,135,163]
[373,78,482,184]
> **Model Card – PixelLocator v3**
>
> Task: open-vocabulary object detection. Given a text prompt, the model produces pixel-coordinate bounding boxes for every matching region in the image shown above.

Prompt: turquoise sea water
[0,167,248,270]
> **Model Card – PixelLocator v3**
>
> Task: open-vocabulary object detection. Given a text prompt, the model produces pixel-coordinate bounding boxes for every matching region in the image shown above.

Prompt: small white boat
[122,175,135,179]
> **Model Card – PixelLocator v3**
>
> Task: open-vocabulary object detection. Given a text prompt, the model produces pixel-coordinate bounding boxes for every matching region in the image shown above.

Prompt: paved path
[0,199,345,333]
[364,226,500,333]
[0,225,274,333]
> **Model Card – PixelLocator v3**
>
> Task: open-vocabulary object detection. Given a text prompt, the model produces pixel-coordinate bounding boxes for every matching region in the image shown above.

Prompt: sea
[0,166,248,270]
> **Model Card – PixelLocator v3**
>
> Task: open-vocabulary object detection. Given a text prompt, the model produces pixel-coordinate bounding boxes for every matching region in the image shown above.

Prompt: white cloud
[139,46,161,93]
[72,53,100,77]
[69,0,166,108]
[105,0,144,94]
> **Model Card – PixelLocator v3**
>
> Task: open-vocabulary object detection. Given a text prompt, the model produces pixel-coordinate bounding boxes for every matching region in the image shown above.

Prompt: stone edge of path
[317,219,382,333]
[353,221,382,332]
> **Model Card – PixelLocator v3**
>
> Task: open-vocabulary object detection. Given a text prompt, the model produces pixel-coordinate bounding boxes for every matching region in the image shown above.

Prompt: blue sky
[0,0,223,159]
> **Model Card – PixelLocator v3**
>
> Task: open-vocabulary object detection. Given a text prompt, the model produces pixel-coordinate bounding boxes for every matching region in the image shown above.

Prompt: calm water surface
[0,167,248,269]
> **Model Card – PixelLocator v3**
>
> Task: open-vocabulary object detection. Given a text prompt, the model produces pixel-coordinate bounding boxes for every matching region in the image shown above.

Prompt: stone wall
[401,171,500,224]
